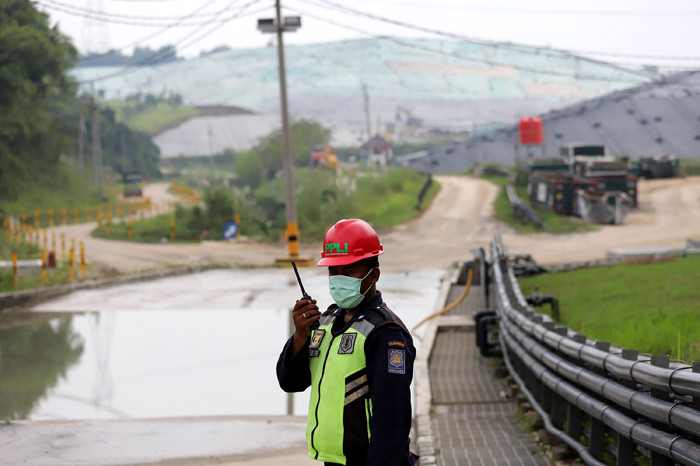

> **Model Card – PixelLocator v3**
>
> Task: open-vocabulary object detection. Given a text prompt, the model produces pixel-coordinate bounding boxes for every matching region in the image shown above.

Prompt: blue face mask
[328,268,374,309]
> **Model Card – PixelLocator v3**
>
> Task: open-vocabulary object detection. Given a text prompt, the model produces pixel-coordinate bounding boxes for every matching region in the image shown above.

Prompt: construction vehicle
[122,171,144,198]
[395,106,423,127]
[310,145,339,169]
[637,153,679,178]
[528,143,637,224]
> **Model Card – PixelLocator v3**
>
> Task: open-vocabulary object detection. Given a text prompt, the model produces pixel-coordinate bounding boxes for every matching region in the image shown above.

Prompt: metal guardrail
[489,234,700,466]
[415,173,433,210]
[505,183,544,229]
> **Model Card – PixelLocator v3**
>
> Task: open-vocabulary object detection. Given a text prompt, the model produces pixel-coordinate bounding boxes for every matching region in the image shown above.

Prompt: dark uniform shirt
[276,292,417,466]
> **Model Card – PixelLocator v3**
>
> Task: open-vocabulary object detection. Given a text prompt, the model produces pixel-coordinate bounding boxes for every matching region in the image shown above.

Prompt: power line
[79,0,221,61]
[37,0,263,26]
[41,0,700,68]
[283,4,650,84]
[42,0,237,21]
[334,0,700,17]
[76,0,267,84]
[295,0,700,65]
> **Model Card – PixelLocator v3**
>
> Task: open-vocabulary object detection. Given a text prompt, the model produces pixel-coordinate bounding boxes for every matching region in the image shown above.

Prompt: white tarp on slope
[153,113,279,157]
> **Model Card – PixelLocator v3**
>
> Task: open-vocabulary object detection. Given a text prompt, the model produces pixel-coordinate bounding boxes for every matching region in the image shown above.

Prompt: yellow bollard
[170,218,175,239]
[49,209,54,227]
[62,209,67,225]
[35,210,40,230]
[80,241,86,280]
[12,252,18,289]
[68,248,75,282]
[43,229,48,249]
[74,208,79,224]
[21,213,26,235]
[106,207,112,234]
[41,249,47,285]
[61,232,66,261]
[127,220,133,239]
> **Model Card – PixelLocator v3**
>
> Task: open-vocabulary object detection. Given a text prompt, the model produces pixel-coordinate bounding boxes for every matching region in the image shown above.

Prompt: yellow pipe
[411,266,473,338]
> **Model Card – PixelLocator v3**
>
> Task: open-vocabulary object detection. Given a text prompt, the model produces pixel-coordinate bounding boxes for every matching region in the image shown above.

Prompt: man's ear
[370,267,380,285]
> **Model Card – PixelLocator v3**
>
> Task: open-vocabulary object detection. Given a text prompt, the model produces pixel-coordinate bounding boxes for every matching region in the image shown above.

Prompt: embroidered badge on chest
[388,349,406,374]
[338,333,357,354]
[310,329,325,348]
[308,329,326,358]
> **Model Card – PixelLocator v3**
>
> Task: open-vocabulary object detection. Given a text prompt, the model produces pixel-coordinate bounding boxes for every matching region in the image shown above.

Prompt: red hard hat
[316,219,384,266]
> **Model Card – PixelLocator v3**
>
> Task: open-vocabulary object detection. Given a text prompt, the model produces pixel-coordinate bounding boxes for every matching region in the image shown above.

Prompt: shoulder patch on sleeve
[387,340,406,348]
[388,349,406,374]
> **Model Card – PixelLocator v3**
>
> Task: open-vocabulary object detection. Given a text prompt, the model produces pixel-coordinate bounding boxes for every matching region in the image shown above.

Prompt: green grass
[0,240,41,261]
[483,175,597,234]
[0,262,92,293]
[88,169,440,244]
[351,170,440,229]
[679,159,700,177]
[518,256,700,362]
[0,160,113,216]
[107,101,202,135]
[90,214,199,243]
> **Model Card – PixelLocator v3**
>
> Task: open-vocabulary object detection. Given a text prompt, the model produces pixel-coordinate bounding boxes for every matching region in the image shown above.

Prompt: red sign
[519,117,544,145]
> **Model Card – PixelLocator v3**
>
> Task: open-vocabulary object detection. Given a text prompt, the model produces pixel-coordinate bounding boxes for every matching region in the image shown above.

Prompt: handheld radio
[291,261,319,330]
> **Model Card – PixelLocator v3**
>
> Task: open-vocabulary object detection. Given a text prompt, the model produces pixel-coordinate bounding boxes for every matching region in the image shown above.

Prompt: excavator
[395,105,423,127]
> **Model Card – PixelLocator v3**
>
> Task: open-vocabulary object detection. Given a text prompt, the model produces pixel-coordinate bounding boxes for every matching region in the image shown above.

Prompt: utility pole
[78,97,85,176]
[258,3,308,264]
[90,82,104,196]
[363,83,372,142]
[207,124,215,171]
[120,126,126,174]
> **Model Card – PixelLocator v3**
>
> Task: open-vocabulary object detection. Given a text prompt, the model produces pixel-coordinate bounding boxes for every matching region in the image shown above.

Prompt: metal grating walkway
[426,284,548,466]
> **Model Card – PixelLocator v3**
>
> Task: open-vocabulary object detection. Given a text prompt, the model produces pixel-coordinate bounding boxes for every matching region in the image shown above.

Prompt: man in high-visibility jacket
[277,219,418,466]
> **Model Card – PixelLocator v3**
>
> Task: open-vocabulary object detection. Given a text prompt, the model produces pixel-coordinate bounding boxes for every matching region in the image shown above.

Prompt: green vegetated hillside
[106,94,258,136]
[108,100,202,136]
[0,160,109,216]
[518,256,700,363]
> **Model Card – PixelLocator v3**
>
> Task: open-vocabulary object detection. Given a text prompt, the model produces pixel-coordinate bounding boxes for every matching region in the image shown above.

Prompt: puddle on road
[0,268,446,421]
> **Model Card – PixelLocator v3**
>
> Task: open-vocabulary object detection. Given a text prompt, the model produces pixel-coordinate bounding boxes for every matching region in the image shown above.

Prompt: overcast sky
[37,0,700,70]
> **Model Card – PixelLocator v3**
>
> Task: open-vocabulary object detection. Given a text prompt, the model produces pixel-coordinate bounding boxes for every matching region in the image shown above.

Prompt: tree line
[0,0,160,204]
[77,45,181,68]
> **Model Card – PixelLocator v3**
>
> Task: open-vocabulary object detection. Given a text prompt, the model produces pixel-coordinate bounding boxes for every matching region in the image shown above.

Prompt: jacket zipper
[310,333,336,459]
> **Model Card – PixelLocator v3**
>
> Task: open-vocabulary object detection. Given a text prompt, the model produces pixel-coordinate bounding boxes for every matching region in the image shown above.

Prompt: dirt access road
[51,175,700,276]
